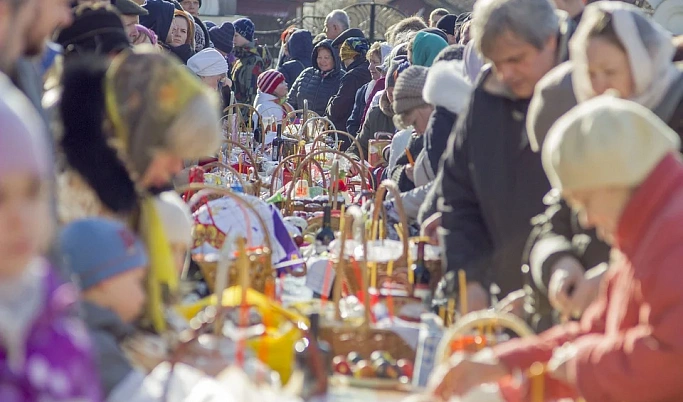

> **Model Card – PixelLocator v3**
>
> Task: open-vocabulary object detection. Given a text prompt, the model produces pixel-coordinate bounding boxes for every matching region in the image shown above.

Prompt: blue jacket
[287,40,343,116]
[278,29,313,88]
[347,82,370,137]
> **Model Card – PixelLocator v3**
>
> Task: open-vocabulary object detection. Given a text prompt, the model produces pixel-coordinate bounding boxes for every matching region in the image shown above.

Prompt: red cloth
[493,153,683,402]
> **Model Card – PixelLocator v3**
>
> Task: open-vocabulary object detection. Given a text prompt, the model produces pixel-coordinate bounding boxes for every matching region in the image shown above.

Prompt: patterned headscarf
[104,46,222,177]
[340,37,370,61]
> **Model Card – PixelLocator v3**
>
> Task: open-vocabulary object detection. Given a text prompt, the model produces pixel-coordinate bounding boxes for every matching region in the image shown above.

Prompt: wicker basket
[178,184,274,294]
[269,154,327,198]
[320,207,417,362]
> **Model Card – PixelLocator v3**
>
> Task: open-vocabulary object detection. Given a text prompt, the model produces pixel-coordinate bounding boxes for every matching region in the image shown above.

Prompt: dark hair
[588,11,626,51]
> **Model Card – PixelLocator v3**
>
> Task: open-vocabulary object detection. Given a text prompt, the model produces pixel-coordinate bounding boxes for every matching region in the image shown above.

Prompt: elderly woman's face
[168,16,189,47]
[586,37,634,99]
[317,47,334,72]
[200,74,225,90]
[565,187,632,245]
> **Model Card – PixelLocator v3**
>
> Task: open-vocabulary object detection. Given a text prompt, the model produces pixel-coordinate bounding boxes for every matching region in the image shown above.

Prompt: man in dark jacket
[278,29,313,88]
[327,37,371,149]
[287,39,343,116]
[434,0,576,310]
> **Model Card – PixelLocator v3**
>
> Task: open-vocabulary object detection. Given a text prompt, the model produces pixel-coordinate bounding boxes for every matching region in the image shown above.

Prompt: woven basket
[320,207,417,362]
[178,183,274,294]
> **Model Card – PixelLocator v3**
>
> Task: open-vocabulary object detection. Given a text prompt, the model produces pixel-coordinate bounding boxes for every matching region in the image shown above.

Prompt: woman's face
[273,81,289,98]
[368,54,382,81]
[0,174,50,279]
[200,74,225,90]
[168,16,189,47]
[139,151,185,189]
[180,0,200,17]
[317,47,334,72]
[401,105,434,135]
[586,37,634,99]
[565,187,632,245]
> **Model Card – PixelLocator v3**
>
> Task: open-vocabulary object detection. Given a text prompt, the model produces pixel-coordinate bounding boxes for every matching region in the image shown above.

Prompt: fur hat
[543,94,680,192]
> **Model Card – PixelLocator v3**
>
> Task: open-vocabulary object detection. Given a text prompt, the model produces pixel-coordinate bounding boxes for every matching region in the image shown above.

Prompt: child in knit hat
[0,75,102,401]
[253,69,294,129]
[60,217,150,398]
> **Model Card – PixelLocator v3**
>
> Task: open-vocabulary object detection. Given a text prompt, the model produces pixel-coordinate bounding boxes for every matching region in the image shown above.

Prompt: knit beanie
[60,218,149,290]
[233,17,254,43]
[0,76,50,181]
[393,65,429,115]
[411,31,448,67]
[257,70,285,94]
[542,94,680,193]
[135,24,158,45]
[188,48,229,77]
[385,55,409,88]
[436,14,458,36]
[209,21,234,54]
[153,192,193,247]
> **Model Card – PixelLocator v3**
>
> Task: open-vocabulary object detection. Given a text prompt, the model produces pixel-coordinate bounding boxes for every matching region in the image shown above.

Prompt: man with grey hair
[325,9,350,40]
[427,0,576,331]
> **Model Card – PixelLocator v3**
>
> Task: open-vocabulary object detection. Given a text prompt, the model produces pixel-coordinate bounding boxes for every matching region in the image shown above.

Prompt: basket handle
[200,161,249,191]
[284,149,370,215]
[222,103,267,154]
[269,154,328,197]
[309,129,366,163]
[371,180,410,262]
[222,140,260,182]
[295,116,335,142]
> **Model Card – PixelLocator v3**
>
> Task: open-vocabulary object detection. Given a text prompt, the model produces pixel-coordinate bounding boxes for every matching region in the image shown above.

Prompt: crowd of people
[2,0,683,400]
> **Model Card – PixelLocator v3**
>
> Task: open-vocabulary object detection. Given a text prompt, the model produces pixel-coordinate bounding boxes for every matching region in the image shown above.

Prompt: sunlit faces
[368,54,382,81]
[325,19,342,40]
[121,14,140,43]
[317,47,335,72]
[180,0,200,16]
[586,36,634,99]
[273,81,289,98]
[233,31,249,47]
[0,175,51,279]
[486,30,557,99]
[139,151,185,189]
[564,187,633,244]
[83,267,147,323]
[168,16,189,47]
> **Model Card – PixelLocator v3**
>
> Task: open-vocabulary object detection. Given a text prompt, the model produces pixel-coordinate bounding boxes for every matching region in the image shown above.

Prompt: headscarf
[411,31,448,67]
[340,37,369,61]
[569,2,680,110]
[104,46,222,178]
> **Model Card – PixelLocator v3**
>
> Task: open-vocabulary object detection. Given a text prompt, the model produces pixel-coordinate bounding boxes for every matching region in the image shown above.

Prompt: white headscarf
[569,1,680,110]
[187,48,229,77]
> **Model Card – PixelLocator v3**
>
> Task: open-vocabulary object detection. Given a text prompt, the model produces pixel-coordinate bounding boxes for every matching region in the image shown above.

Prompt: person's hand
[566,263,607,318]
[429,355,509,401]
[420,212,442,245]
[496,289,526,318]
[548,256,585,316]
[405,164,415,182]
[547,343,578,384]
[464,281,489,313]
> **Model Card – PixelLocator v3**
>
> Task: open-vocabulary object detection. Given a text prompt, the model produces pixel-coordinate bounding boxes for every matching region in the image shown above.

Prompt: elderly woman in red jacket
[430,94,683,402]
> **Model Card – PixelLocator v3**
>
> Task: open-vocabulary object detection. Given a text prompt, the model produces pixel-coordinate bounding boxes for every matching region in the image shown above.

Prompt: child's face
[94,267,147,323]
[0,174,50,278]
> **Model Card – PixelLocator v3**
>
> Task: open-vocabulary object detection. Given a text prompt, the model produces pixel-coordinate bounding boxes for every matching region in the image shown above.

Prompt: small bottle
[315,204,335,253]
[412,239,432,303]
[271,123,283,162]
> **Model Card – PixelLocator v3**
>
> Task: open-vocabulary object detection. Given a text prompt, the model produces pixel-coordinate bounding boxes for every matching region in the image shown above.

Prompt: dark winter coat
[140,0,175,42]
[287,39,343,117]
[346,92,395,161]
[326,57,372,148]
[278,29,313,88]
[347,82,370,137]
[437,66,551,298]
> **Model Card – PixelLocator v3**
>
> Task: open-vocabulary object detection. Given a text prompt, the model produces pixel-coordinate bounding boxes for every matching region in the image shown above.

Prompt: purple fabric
[0,267,103,402]
[269,205,303,273]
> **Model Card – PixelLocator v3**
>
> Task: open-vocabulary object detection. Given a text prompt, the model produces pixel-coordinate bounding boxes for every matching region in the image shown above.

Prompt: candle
[405,147,415,167]
[459,269,468,316]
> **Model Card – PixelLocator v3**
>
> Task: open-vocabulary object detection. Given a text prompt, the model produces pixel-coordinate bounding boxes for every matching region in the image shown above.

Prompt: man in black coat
[433,0,576,310]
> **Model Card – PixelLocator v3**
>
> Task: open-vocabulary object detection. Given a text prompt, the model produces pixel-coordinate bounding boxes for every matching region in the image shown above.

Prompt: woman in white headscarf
[570,1,683,134]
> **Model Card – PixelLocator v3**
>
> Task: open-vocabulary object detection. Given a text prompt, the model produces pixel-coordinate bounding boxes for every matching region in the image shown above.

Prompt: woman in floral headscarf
[58,46,222,332]
[326,36,372,149]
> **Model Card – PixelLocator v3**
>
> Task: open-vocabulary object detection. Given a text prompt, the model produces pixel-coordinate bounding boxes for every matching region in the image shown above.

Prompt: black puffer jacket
[326,57,372,148]
[278,29,313,88]
[287,39,343,117]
